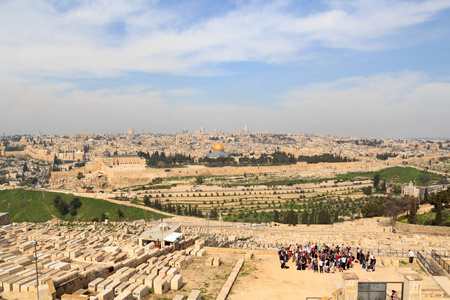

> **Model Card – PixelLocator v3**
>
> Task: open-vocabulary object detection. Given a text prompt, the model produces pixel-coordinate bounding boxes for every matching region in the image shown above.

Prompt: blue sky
[1,0,450,138]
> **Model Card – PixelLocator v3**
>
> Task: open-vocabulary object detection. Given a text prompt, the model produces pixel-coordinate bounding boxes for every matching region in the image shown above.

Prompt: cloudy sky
[1,0,450,138]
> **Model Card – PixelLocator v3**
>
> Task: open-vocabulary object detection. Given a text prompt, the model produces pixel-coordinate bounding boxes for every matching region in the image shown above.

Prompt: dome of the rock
[213,143,225,151]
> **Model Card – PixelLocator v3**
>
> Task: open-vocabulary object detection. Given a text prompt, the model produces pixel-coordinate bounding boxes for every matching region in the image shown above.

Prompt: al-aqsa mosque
[206,143,231,158]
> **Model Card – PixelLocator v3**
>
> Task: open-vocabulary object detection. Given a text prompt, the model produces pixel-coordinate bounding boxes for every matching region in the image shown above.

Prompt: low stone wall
[393,221,450,236]
[204,247,276,256]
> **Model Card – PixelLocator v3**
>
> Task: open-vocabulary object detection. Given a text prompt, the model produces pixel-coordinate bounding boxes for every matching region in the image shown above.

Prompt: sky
[1,0,450,139]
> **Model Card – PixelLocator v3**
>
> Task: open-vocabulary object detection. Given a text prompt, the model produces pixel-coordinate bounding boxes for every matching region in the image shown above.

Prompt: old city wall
[101,160,391,188]
[24,147,54,161]
[1,146,54,161]
[2,150,27,157]
[393,221,450,236]
[51,160,394,189]
[51,153,449,189]
[100,165,165,188]
[50,167,88,182]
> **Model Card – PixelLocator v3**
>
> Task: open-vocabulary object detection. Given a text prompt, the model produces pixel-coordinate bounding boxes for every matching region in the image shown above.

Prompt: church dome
[213,143,224,151]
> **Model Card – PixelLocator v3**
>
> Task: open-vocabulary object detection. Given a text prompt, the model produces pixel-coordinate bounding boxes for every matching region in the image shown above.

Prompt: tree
[302,210,308,224]
[23,162,28,173]
[308,210,315,224]
[423,188,429,204]
[361,201,384,218]
[408,197,418,224]
[273,210,279,222]
[117,209,124,218]
[392,185,402,195]
[70,198,82,210]
[429,188,449,225]
[53,195,62,207]
[77,172,84,180]
[56,200,69,215]
[101,213,107,221]
[362,186,372,196]
[383,198,402,218]
[209,209,218,219]
[195,176,205,185]
[373,174,380,188]
[91,217,99,222]
[333,210,339,222]
[70,207,77,216]
[380,180,387,193]
[143,195,151,207]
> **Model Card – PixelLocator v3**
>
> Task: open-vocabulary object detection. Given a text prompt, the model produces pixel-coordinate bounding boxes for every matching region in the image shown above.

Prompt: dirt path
[100,197,176,217]
[229,254,441,300]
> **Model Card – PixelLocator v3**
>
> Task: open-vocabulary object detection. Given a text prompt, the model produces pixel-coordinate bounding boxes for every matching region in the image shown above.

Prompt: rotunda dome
[213,143,224,151]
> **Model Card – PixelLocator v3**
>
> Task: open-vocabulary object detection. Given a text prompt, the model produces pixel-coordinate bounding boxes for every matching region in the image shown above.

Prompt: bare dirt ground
[229,254,442,300]
[145,252,244,300]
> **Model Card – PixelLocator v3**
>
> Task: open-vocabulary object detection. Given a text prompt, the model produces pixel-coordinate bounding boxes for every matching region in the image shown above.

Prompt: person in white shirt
[409,250,414,263]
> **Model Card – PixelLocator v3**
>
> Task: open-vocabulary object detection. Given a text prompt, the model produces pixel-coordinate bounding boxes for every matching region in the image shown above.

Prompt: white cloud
[1,1,449,138]
[166,89,201,97]
[1,71,449,138]
[0,0,449,77]
[279,72,450,138]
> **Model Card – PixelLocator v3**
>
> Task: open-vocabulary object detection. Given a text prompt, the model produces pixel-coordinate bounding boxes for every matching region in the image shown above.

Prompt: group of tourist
[277,243,377,272]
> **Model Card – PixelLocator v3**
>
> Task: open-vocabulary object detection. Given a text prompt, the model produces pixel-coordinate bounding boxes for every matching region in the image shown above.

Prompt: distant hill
[0,189,166,223]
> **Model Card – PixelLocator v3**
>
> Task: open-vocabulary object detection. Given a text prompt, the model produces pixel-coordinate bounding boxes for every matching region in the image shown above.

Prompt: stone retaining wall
[393,221,450,236]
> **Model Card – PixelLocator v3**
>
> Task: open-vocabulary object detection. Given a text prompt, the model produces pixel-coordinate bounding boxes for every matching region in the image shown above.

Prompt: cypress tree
[423,188,429,203]
[302,210,308,224]
[408,197,418,224]
[273,210,279,222]
[334,210,339,222]
[435,197,443,225]
[309,210,315,224]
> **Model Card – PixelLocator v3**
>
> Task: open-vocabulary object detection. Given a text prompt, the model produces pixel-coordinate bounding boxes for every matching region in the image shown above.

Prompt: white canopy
[164,232,183,243]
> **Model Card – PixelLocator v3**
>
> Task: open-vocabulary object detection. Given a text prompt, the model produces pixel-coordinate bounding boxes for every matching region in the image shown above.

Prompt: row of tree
[272,208,337,225]
[138,150,355,168]
[142,196,203,217]
[376,153,398,160]
[138,151,194,167]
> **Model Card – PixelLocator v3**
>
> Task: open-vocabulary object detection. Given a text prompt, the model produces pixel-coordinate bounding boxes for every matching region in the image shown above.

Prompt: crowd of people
[277,243,377,272]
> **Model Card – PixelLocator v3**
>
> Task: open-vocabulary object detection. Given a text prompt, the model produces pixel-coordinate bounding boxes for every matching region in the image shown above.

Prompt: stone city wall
[50,154,449,189]
[97,160,391,189]
[393,221,450,236]
[50,167,88,181]
[24,147,54,161]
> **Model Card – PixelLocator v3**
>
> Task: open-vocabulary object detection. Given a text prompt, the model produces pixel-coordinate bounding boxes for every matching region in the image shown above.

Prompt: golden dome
[213,143,225,151]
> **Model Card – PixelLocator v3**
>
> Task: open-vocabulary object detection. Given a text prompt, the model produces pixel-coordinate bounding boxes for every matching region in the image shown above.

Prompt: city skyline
[1,0,450,138]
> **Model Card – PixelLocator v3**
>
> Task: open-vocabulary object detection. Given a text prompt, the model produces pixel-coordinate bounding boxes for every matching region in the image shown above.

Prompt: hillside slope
[0,189,166,223]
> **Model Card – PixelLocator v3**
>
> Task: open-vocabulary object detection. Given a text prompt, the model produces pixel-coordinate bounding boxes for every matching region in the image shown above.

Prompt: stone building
[0,212,9,225]
[138,223,183,248]
[401,181,426,201]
